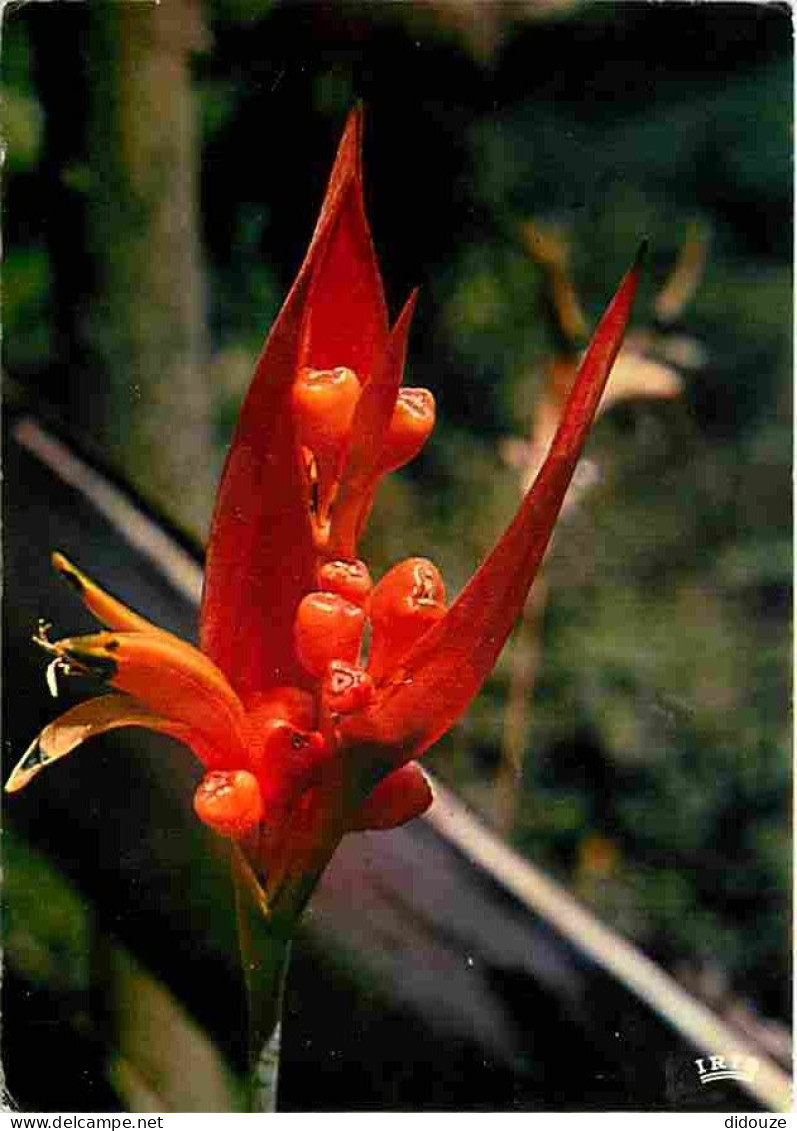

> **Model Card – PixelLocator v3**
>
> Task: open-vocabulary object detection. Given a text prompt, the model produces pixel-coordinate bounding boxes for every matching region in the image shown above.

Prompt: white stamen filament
[45,658,61,698]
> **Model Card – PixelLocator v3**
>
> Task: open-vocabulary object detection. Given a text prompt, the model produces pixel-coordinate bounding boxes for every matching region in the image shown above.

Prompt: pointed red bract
[341,250,644,764]
[201,109,387,701]
[298,114,389,377]
[328,290,418,557]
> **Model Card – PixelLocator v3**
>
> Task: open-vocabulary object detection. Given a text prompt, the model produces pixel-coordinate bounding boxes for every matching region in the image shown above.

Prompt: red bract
[6,108,642,924]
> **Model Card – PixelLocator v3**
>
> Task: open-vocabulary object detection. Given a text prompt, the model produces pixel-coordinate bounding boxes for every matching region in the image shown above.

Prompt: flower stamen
[45,657,65,698]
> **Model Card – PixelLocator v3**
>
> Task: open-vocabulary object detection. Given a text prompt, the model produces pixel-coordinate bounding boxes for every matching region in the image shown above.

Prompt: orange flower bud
[294,591,365,677]
[378,388,435,474]
[251,716,327,776]
[249,718,329,818]
[321,660,374,716]
[368,557,446,679]
[292,366,361,465]
[351,762,433,831]
[194,770,263,838]
[316,558,372,608]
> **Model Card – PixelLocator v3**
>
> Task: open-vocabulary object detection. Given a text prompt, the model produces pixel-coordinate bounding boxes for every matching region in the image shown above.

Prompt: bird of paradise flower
[6,107,642,1109]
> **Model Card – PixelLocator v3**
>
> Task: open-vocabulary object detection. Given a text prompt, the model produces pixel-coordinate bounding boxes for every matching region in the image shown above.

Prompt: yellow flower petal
[5,693,190,793]
[46,629,249,766]
[51,552,174,638]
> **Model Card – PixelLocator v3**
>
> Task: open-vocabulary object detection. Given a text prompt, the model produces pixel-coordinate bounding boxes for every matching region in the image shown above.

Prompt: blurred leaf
[4,828,91,994]
[2,88,43,171]
[3,246,52,368]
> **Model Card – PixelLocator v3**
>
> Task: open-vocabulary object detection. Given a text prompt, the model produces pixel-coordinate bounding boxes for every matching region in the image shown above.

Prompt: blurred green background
[3,0,791,1100]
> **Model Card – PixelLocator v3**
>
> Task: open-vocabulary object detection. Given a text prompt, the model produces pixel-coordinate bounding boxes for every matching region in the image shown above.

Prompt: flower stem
[232,848,293,1112]
[250,1017,285,1113]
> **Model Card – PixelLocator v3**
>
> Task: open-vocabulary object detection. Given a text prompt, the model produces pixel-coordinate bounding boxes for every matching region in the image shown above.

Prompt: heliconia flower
[6,107,643,925]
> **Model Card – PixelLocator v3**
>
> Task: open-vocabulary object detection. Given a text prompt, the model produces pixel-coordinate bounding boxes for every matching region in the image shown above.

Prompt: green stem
[251,1020,284,1114]
[232,849,293,1113]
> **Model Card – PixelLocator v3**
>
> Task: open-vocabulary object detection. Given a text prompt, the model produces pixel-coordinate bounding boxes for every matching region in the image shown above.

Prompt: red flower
[6,109,642,922]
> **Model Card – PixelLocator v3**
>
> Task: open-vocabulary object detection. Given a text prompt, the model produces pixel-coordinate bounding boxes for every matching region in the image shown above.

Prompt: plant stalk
[232,849,293,1112]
